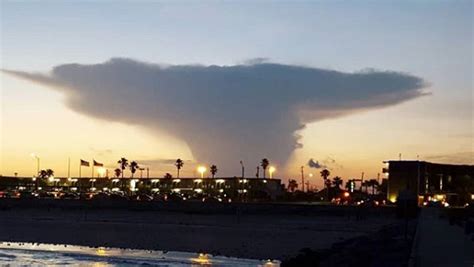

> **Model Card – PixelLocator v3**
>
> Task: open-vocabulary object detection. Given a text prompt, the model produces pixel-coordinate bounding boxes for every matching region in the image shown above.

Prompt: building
[383,160,474,205]
[0,176,284,201]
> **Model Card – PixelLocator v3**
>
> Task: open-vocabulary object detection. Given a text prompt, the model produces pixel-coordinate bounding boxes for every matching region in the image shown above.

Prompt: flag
[80,159,90,167]
[93,160,104,167]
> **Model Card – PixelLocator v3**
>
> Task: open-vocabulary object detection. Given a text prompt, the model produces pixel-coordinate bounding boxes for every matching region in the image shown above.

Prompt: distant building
[383,160,474,205]
[0,176,284,201]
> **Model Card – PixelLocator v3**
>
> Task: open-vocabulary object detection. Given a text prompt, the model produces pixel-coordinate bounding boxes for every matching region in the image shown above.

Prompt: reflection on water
[0,241,279,266]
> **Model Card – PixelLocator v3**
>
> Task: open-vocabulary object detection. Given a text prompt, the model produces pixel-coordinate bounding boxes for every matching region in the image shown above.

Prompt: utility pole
[300,166,305,192]
[67,157,71,178]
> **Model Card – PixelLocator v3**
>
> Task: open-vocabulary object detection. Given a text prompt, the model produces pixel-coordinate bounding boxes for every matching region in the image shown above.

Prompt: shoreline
[0,199,397,260]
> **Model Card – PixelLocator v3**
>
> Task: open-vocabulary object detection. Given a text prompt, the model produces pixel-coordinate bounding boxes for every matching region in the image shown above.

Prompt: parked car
[19,191,38,199]
[37,191,55,199]
[60,192,80,200]
[109,193,128,201]
[130,193,153,201]
[91,192,110,201]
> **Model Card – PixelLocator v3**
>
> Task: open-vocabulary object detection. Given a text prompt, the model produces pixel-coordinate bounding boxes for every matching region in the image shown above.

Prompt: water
[0,242,279,266]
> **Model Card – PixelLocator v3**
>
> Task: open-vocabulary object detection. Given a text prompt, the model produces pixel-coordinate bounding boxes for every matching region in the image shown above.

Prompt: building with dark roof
[383,160,474,205]
[0,176,284,201]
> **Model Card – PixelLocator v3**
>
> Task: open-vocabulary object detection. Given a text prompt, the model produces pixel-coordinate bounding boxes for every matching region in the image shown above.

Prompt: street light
[197,166,207,178]
[97,167,106,178]
[269,166,276,179]
[30,153,40,176]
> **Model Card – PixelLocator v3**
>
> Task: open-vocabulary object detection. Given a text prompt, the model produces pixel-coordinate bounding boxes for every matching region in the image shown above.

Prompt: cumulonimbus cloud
[4,58,428,175]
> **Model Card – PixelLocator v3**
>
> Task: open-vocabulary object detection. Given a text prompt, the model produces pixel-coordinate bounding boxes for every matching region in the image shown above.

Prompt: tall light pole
[30,153,40,176]
[197,166,206,179]
[240,160,245,178]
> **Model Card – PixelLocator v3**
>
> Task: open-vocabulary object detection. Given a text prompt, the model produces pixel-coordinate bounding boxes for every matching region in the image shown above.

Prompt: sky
[1,1,472,188]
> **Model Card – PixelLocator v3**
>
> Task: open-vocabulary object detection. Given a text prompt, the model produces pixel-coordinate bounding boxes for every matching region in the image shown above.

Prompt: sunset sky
[1,1,472,187]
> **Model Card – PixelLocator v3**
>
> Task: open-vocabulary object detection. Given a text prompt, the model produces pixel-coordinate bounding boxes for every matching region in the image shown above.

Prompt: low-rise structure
[383,160,474,205]
[0,176,284,201]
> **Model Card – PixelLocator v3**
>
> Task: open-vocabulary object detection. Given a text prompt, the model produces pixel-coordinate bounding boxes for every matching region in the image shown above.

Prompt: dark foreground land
[0,199,401,262]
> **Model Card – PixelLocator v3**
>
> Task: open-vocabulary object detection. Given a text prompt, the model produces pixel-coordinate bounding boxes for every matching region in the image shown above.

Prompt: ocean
[0,242,279,266]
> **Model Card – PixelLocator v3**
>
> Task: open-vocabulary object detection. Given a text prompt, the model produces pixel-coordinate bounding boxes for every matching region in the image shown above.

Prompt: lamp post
[197,166,206,179]
[269,166,276,179]
[30,153,40,176]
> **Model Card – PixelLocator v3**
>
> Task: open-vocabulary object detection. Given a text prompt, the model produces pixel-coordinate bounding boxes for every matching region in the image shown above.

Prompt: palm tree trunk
[177,168,180,178]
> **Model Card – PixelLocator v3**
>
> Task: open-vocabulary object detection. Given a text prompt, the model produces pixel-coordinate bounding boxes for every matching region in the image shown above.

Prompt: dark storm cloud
[3,58,428,174]
[308,157,343,170]
[308,158,326,169]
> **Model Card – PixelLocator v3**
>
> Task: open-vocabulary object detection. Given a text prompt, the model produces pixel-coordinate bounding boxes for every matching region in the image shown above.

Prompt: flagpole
[67,157,71,178]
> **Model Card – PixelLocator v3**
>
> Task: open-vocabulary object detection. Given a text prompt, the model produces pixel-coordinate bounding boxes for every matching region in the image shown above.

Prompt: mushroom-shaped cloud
[4,58,427,174]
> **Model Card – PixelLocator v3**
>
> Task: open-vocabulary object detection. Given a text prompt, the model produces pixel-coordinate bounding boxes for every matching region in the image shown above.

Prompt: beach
[0,200,397,260]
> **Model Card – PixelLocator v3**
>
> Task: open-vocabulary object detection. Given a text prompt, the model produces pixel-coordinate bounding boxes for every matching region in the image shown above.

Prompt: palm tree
[118,158,128,178]
[260,158,269,178]
[175,158,184,178]
[324,178,332,191]
[332,176,343,189]
[37,169,54,189]
[320,169,330,180]
[210,165,218,178]
[45,169,54,177]
[114,168,121,178]
[38,169,54,179]
[164,173,173,179]
[288,179,298,192]
[320,169,331,200]
[129,161,139,178]
[38,170,47,179]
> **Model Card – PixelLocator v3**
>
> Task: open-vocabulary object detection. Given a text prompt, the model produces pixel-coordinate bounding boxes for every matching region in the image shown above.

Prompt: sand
[0,201,396,260]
